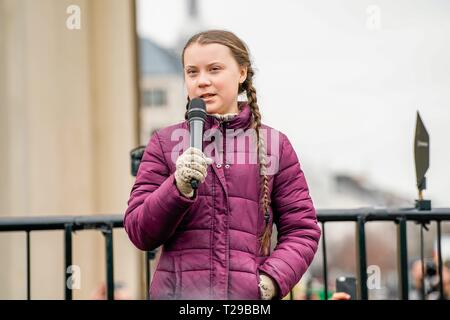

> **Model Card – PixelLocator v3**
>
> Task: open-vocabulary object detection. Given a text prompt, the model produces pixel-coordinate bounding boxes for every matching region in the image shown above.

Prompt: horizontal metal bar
[317,207,450,222]
[0,215,124,231]
[1,208,450,232]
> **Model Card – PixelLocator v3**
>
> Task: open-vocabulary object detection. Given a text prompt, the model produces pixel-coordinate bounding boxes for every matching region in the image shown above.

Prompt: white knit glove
[258,273,278,300]
[174,147,213,198]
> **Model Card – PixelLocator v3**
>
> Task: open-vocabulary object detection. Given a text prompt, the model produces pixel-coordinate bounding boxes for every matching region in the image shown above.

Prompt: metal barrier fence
[1,208,449,300]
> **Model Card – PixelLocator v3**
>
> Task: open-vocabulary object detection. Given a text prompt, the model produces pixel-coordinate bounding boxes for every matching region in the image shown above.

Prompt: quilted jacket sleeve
[258,132,321,299]
[123,131,197,251]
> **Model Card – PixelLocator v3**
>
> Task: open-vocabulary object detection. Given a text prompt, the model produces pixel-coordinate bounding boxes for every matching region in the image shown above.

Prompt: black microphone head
[187,98,207,122]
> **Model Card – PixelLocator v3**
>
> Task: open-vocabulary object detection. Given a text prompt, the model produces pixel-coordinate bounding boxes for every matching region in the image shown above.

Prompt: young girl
[124,30,321,300]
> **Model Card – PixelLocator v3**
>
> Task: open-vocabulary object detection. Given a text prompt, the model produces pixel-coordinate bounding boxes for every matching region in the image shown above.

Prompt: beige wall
[0,0,142,299]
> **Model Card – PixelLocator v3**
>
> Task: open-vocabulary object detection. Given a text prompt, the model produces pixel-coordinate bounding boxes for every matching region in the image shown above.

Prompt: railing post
[64,223,73,300]
[356,215,368,300]
[419,222,427,300]
[146,250,157,300]
[396,217,409,299]
[321,222,328,300]
[26,230,31,300]
[101,224,114,300]
[145,251,150,300]
[436,221,444,300]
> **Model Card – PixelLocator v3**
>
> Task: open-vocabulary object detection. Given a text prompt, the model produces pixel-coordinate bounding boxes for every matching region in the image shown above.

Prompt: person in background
[410,236,450,300]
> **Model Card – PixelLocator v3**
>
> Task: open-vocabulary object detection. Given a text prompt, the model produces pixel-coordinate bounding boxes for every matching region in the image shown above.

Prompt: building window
[142,89,167,107]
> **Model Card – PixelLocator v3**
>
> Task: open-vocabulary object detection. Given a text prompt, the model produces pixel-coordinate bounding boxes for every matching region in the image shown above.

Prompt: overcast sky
[137,0,450,207]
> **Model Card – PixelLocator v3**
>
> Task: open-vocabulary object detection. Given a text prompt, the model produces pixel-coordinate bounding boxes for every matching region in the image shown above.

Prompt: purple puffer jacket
[124,103,321,300]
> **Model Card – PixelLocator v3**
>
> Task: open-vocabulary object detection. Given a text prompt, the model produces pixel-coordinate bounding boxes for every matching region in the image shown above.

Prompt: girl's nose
[197,72,211,86]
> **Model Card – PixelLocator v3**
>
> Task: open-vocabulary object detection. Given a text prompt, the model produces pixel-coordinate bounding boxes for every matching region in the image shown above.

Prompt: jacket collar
[205,102,253,130]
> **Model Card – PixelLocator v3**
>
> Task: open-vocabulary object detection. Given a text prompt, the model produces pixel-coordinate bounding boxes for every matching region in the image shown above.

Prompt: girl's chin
[206,104,222,114]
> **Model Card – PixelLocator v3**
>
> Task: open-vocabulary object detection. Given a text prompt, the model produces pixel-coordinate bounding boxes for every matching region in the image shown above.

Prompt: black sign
[414,112,429,191]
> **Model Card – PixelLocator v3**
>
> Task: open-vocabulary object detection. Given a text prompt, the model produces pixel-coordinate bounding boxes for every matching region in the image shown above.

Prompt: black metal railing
[0,215,122,300]
[1,208,449,300]
[318,208,450,300]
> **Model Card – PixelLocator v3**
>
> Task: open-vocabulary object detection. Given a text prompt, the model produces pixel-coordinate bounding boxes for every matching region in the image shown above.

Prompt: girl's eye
[187,70,197,75]
[211,67,220,72]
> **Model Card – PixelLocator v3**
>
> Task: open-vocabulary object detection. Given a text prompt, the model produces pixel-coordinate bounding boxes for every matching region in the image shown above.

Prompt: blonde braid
[243,70,272,256]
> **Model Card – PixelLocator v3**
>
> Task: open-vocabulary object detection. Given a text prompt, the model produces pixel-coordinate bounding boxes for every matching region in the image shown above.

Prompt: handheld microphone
[187,98,207,189]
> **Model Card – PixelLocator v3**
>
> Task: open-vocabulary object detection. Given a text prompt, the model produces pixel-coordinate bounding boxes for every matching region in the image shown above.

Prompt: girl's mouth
[200,93,216,102]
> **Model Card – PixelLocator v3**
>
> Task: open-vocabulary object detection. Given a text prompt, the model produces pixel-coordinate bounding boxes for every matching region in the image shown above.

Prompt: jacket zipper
[219,119,226,166]
[211,168,215,298]
[219,118,229,299]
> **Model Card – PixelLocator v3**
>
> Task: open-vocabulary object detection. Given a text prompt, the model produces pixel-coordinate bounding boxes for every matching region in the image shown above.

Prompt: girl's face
[183,43,247,115]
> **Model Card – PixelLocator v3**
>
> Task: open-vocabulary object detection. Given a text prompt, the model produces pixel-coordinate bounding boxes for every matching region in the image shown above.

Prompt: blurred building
[173,0,205,57]
[137,0,204,144]
[138,37,185,144]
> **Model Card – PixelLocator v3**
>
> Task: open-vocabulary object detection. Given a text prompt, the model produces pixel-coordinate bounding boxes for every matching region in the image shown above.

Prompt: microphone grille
[187,98,207,121]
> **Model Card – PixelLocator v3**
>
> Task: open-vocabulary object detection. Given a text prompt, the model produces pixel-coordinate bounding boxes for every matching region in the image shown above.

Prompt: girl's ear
[239,66,248,84]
